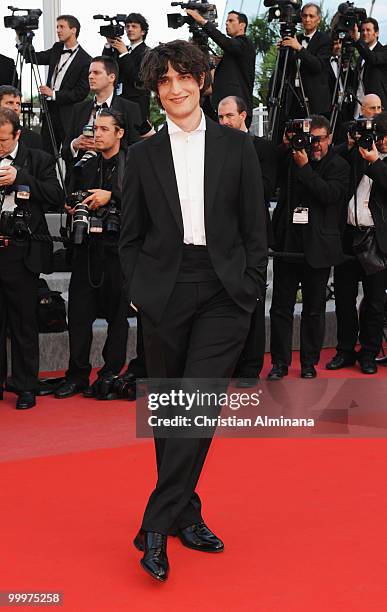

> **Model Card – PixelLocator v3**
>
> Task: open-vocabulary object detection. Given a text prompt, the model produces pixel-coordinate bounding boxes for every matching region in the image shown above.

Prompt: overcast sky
[0,0,385,95]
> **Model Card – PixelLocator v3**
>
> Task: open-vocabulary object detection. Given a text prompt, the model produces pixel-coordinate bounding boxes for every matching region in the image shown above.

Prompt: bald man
[360,94,383,118]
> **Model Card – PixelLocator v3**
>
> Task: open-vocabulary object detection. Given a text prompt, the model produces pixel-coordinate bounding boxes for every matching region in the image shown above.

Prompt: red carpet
[1,348,387,611]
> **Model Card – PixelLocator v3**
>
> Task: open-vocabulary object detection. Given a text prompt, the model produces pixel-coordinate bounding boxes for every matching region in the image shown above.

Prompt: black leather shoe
[326,354,356,370]
[301,365,317,379]
[54,380,87,399]
[359,357,377,375]
[140,532,169,582]
[83,380,99,398]
[267,364,288,381]
[16,391,36,410]
[178,523,224,553]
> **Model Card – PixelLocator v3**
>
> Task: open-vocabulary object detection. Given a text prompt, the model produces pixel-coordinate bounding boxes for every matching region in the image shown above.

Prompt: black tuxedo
[103,42,150,121]
[0,144,63,392]
[20,126,43,150]
[0,54,17,86]
[62,95,141,166]
[354,40,387,111]
[119,117,267,533]
[270,146,350,368]
[27,42,91,152]
[202,22,255,122]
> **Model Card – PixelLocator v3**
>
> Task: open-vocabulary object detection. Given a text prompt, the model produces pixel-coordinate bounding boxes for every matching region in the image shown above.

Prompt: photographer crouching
[327,111,387,374]
[0,108,63,409]
[55,109,129,399]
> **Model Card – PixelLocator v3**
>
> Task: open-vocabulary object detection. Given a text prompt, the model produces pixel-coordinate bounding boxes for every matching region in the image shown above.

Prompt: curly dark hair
[140,39,211,97]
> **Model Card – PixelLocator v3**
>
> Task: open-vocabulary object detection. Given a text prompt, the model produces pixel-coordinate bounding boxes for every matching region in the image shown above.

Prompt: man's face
[0,95,21,116]
[56,19,76,44]
[0,122,20,157]
[89,62,114,93]
[332,39,342,56]
[218,100,245,130]
[125,22,144,44]
[361,22,378,46]
[225,13,244,37]
[301,6,320,34]
[309,127,331,161]
[377,134,387,154]
[94,116,122,152]
[361,97,382,118]
[157,63,203,123]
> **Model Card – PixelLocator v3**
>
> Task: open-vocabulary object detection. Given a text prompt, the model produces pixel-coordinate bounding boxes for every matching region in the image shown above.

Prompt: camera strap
[51,46,79,89]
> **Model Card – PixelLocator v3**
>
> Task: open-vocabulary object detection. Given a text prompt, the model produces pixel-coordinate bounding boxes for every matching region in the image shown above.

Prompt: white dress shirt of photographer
[0,142,18,214]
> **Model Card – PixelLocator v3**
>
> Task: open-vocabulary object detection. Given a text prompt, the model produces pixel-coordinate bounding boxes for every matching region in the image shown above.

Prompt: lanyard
[51,47,78,88]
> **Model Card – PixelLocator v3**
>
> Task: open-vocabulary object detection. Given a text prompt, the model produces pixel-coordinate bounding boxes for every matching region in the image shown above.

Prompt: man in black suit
[326,112,387,375]
[102,13,150,122]
[119,40,267,581]
[25,14,91,154]
[62,55,141,168]
[218,94,277,380]
[187,8,255,127]
[326,37,356,143]
[0,54,17,87]
[351,18,387,117]
[268,115,350,380]
[0,86,42,150]
[0,108,63,409]
[279,3,331,118]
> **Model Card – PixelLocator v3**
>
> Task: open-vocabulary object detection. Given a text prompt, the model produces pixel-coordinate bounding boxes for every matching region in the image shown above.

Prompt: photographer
[62,56,141,168]
[55,109,129,399]
[0,85,42,150]
[186,8,255,127]
[24,14,91,155]
[327,111,387,375]
[0,108,63,409]
[326,36,355,143]
[351,18,387,117]
[102,13,150,122]
[268,115,350,380]
[280,3,331,117]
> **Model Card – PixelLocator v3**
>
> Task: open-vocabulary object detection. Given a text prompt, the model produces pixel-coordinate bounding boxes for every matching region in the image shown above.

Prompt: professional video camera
[264,0,302,38]
[4,6,42,33]
[333,2,367,40]
[0,185,32,241]
[285,118,313,150]
[93,14,127,38]
[348,117,380,151]
[67,191,121,245]
[167,0,217,51]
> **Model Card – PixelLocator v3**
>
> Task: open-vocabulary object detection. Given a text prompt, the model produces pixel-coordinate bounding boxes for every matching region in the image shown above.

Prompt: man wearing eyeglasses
[268,115,350,380]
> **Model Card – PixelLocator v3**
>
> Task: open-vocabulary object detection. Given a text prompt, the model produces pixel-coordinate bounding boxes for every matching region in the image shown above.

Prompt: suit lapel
[147,125,183,234]
[60,47,83,88]
[204,118,227,218]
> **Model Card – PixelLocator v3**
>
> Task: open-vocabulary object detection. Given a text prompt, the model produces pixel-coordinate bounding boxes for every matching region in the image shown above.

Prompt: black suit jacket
[252,134,278,247]
[272,146,350,268]
[202,22,255,117]
[119,118,268,324]
[27,42,91,126]
[354,40,387,111]
[103,42,150,121]
[19,127,43,150]
[62,95,141,164]
[0,54,17,86]
[10,143,64,273]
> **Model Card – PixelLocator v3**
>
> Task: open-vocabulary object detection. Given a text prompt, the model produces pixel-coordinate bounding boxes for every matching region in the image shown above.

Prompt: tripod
[329,42,356,136]
[267,41,310,143]
[13,32,67,195]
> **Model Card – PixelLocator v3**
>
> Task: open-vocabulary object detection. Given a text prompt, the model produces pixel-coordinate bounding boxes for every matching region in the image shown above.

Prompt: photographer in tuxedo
[24,15,91,155]
[119,40,267,581]
[55,109,129,400]
[0,108,63,409]
[102,13,150,122]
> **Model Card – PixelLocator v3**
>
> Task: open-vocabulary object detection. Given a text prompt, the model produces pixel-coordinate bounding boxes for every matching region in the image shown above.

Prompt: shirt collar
[304,29,317,40]
[63,42,79,52]
[129,40,143,52]
[369,40,378,52]
[93,92,114,108]
[167,109,206,135]
[9,142,19,159]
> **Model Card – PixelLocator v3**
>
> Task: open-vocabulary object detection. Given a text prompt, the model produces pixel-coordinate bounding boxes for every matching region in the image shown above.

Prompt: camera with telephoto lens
[93,14,126,38]
[285,118,313,150]
[0,185,32,241]
[264,0,302,38]
[67,191,91,245]
[348,117,380,151]
[4,6,42,32]
[333,2,367,41]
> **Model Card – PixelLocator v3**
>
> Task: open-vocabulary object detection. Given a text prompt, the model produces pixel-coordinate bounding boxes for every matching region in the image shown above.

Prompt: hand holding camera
[82,189,112,210]
[0,165,17,186]
[106,37,128,55]
[359,141,379,163]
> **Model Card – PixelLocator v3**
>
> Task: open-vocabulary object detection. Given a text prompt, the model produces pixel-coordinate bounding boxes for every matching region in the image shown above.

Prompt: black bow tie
[94,101,108,111]
[331,56,339,62]
[61,48,73,55]
[302,35,310,43]
[0,155,13,161]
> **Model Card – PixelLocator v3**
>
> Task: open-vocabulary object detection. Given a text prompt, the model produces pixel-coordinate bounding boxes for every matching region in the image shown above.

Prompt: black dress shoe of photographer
[359,357,377,375]
[267,364,288,381]
[326,353,356,370]
[16,391,36,410]
[178,523,224,552]
[54,380,87,399]
[83,380,99,398]
[140,532,169,582]
[301,365,317,379]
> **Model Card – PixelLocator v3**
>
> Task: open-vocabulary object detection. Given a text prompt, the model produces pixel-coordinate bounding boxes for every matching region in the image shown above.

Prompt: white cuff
[70,139,77,158]
[119,51,129,58]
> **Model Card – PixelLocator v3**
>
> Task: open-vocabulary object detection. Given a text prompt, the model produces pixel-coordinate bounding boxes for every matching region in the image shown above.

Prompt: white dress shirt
[0,143,19,215]
[347,153,387,226]
[167,110,206,245]
[50,43,79,100]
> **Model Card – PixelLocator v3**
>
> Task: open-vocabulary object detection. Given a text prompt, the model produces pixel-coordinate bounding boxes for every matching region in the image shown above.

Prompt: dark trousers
[41,102,64,156]
[66,247,129,385]
[234,294,266,377]
[0,254,39,391]
[140,278,251,535]
[126,314,147,378]
[270,259,330,366]
[334,259,385,357]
